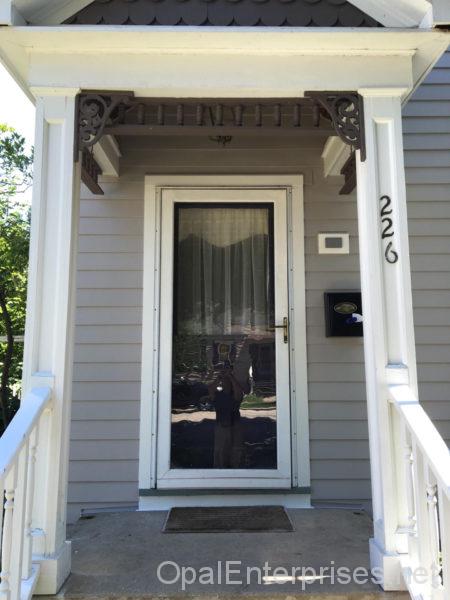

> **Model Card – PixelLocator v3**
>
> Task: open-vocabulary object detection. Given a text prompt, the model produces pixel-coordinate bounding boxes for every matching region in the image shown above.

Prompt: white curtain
[176,206,273,336]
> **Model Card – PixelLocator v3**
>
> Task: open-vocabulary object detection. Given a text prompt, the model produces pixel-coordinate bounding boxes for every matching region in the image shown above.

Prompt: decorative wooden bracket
[339,152,357,195]
[305,92,366,162]
[75,92,134,157]
[75,91,134,195]
[81,149,104,196]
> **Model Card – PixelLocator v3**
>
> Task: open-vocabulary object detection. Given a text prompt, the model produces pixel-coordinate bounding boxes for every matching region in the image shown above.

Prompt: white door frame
[159,186,290,489]
[139,175,310,491]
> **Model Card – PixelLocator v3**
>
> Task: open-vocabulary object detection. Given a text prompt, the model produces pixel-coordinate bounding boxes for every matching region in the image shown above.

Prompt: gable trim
[347,0,432,28]
[27,0,93,25]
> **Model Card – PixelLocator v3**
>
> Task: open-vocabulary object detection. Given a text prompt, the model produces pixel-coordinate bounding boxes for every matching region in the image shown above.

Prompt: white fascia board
[1,25,442,56]
[0,27,447,101]
[347,0,432,28]
[0,2,26,25]
[322,136,351,178]
[0,29,33,102]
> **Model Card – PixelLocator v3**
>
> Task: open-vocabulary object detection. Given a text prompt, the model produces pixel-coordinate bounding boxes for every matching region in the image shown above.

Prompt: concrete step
[41,510,410,600]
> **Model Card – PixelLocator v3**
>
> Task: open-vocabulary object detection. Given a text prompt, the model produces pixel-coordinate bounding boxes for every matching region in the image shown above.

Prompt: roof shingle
[67,0,380,27]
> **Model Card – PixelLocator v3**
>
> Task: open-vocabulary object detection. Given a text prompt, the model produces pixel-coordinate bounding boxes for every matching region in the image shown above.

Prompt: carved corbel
[81,149,104,196]
[75,92,133,157]
[306,92,366,162]
[339,152,357,195]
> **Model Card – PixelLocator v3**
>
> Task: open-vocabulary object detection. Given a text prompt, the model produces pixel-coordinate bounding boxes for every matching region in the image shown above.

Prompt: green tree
[0,124,33,432]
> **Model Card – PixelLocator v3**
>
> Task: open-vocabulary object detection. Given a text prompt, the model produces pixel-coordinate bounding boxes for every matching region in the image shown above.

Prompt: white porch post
[21,89,81,594]
[356,89,418,590]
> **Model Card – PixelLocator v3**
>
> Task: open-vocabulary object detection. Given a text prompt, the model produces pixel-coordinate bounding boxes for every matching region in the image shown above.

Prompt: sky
[0,63,36,203]
[0,64,35,144]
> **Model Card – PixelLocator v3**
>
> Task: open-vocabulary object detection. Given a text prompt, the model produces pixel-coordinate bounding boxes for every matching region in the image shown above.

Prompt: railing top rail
[389,384,450,501]
[0,386,52,480]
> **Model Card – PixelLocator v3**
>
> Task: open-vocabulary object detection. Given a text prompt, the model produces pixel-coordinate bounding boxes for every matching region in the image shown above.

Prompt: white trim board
[139,492,311,511]
[139,175,310,499]
[0,27,447,104]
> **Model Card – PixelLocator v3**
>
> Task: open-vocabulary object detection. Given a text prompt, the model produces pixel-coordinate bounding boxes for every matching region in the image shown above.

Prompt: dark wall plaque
[324,291,363,338]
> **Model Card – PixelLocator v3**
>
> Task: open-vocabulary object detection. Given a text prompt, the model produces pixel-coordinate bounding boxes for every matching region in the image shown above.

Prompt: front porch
[4,88,449,600]
[1,16,450,600]
[51,509,403,598]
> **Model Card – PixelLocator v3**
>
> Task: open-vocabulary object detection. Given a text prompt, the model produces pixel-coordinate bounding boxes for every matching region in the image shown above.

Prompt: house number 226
[380,195,399,264]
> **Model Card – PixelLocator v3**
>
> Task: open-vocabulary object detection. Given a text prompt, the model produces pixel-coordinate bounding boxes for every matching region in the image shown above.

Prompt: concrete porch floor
[49,509,408,599]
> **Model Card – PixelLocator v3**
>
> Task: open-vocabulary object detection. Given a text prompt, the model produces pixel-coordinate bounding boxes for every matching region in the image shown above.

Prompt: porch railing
[0,387,52,600]
[389,383,450,600]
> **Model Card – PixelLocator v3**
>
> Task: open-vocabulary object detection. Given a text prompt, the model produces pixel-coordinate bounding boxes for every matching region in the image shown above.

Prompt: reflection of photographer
[209,362,248,468]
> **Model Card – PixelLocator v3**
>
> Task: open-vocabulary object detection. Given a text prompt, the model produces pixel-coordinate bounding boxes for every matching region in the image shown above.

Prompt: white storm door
[156,185,291,489]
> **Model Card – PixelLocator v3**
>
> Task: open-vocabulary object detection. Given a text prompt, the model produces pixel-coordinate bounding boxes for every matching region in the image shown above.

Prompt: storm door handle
[267,317,289,343]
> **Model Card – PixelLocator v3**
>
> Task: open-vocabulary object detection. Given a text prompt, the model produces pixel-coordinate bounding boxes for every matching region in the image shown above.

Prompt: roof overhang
[0,0,445,28]
[0,27,447,104]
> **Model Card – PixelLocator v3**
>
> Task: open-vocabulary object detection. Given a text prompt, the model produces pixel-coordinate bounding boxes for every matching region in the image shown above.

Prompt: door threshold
[140,487,311,495]
[139,489,312,511]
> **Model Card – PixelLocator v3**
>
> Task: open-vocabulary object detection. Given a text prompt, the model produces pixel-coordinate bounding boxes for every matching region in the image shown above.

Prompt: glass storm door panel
[157,188,291,489]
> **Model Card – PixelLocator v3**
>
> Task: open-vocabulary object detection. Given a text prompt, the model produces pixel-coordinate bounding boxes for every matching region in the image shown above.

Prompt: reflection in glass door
[156,185,292,489]
[171,204,277,470]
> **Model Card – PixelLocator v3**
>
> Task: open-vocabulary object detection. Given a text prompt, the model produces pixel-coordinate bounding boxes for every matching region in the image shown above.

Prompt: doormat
[163,506,294,533]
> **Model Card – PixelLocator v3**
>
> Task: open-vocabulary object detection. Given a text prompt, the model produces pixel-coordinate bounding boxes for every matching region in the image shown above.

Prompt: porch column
[356,89,418,590]
[21,89,81,594]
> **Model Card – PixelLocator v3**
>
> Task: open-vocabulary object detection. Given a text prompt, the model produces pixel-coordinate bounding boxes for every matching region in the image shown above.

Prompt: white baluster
[22,426,39,581]
[437,487,450,599]
[426,477,442,596]
[403,435,420,570]
[9,446,28,600]
[0,480,4,555]
[411,442,433,597]
[392,408,411,554]
[0,467,17,600]
[405,441,417,535]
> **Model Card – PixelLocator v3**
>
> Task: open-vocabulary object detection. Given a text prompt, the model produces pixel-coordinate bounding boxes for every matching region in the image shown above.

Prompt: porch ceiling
[78,96,336,147]
[76,95,338,195]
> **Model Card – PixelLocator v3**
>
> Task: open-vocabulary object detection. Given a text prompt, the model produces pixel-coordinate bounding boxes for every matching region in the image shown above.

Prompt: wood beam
[81,149,104,196]
[103,125,333,138]
[339,153,357,195]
